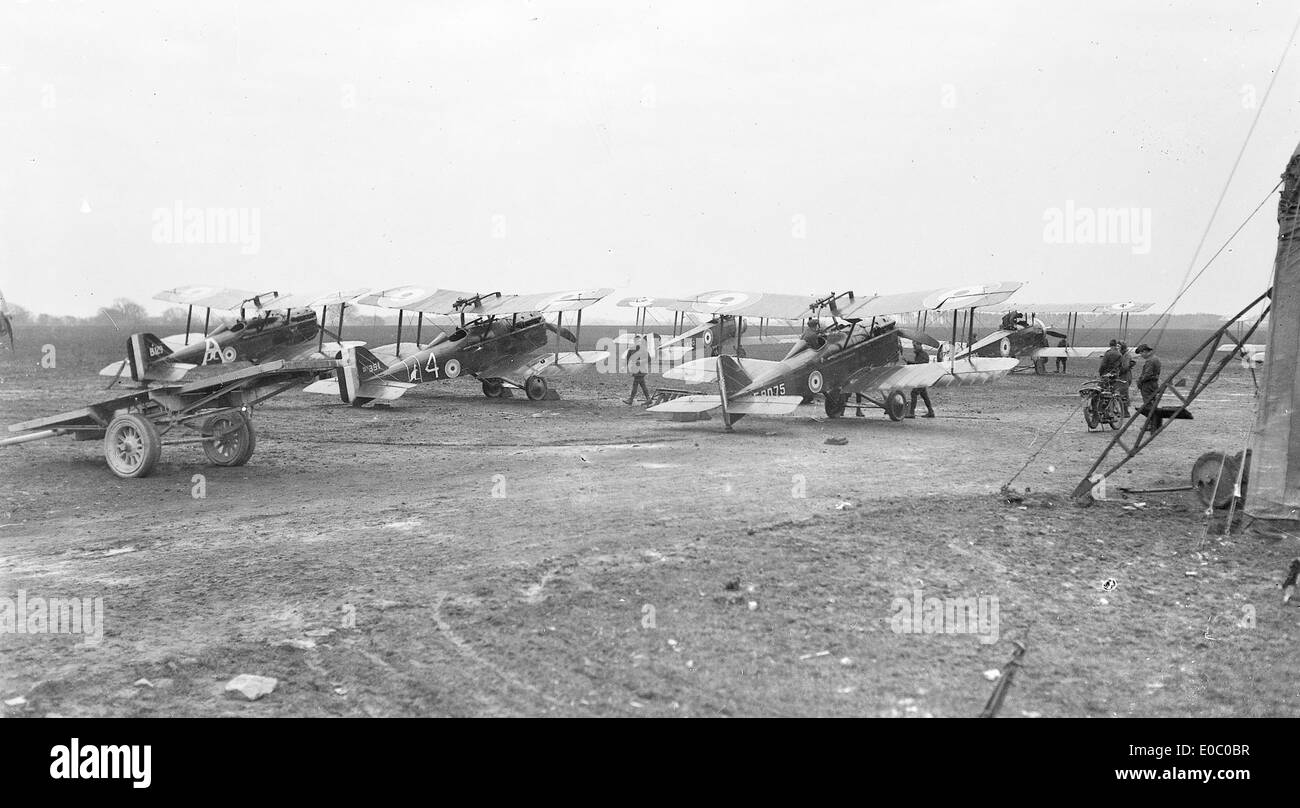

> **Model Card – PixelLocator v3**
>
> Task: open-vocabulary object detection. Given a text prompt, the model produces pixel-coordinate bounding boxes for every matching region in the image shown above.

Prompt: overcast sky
[2,1,1299,320]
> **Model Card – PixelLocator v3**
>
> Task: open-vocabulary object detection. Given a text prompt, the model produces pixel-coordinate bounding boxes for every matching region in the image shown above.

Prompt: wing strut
[184,306,193,345]
[395,309,404,358]
[415,312,424,348]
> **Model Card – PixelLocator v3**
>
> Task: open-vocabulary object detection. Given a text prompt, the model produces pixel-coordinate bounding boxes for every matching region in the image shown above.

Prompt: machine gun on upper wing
[304,286,613,406]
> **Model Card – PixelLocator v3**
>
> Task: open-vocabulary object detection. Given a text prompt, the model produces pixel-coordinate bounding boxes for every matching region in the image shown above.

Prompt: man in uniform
[624,336,652,405]
[1115,341,1135,416]
[1054,337,1069,373]
[1135,343,1163,430]
[906,342,935,419]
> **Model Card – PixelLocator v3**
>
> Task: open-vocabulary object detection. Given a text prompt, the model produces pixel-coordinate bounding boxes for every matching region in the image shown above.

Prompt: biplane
[644,284,1023,430]
[950,301,1154,372]
[304,286,613,406]
[98,286,368,383]
[3,336,340,478]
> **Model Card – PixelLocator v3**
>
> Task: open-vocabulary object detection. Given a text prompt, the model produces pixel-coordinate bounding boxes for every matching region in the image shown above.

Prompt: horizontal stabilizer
[648,394,723,413]
[97,359,197,382]
[160,332,207,349]
[726,395,804,415]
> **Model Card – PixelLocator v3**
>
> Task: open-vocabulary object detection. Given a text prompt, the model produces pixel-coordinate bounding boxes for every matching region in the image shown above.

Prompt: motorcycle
[1079,373,1126,430]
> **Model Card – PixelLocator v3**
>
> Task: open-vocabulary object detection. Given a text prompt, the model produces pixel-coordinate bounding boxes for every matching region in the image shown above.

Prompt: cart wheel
[525,375,548,401]
[104,413,162,478]
[202,411,257,467]
[482,378,504,398]
[824,393,846,418]
[1083,394,1100,430]
[885,391,908,422]
[1192,451,1239,509]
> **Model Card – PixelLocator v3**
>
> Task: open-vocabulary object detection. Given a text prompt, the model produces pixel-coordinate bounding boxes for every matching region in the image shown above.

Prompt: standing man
[1054,337,1069,373]
[906,342,935,419]
[1098,339,1122,379]
[1135,343,1163,430]
[624,336,652,406]
[1116,341,1135,417]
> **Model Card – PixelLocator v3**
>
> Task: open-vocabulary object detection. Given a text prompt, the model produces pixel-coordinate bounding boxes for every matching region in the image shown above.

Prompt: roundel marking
[807,369,824,394]
[702,329,715,345]
[443,358,462,378]
[221,346,238,363]
[383,286,429,306]
[999,337,1012,357]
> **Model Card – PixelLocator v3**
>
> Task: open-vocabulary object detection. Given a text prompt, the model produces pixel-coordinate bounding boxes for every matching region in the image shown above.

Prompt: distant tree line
[3,299,192,328]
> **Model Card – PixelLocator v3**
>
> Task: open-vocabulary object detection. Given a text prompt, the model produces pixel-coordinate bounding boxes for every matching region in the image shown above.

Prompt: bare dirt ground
[1,327,1296,717]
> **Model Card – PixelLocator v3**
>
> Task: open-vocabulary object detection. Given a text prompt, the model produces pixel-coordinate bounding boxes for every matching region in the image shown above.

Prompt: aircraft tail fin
[115,332,194,382]
[717,353,752,395]
[305,345,411,404]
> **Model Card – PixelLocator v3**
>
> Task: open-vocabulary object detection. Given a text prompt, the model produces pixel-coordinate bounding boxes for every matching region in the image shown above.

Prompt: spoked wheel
[1106,396,1123,429]
[202,411,257,467]
[1192,451,1240,509]
[104,413,162,478]
[885,391,908,422]
[1083,394,1100,430]
[824,393,847,418]
[525,375,549,401]
[482,378,504,398]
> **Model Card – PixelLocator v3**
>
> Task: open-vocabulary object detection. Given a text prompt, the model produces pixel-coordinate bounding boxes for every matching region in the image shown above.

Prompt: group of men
[1098,338,1163,421]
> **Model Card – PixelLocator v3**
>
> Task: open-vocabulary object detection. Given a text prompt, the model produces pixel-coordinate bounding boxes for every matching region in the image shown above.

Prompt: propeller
[897,329,940,349]
[544,322,579,343]
[1046,328,1068,340]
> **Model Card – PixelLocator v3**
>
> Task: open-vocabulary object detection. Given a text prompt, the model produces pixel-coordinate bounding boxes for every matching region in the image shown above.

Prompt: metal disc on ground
[1192,451,1239,509]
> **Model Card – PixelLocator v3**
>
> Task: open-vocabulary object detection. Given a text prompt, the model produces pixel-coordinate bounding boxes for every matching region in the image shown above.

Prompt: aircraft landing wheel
[1192,451,1244,509]
[824,393,846,419]
[885,391,908,422]
[202,411,257,467]
[104,413,162,478]
[525,375,549,401]
[482,378,505,398]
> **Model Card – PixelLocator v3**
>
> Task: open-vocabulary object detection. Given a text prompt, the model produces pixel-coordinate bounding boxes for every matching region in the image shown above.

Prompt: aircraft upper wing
[154,286,268,311]
[355,287,478,313]
[358,287,613,316]
[996,301,1154,315]
[263,288,373,310]
[627,290,820,321]
[839,282,1025,319]
[474,288,614,315]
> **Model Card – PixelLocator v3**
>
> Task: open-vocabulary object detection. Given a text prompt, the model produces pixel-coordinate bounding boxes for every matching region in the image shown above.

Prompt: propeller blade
[898,329,940,349]
[543,322,579,343]
[1046,329,1068,340]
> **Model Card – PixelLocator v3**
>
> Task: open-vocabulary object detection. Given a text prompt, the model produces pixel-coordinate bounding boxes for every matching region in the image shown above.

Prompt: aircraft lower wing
[509,350,609,378]
[1032,346,1109,358]
[648,394,804,415]
[662,357,783,384]
[841,358,1018,395]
